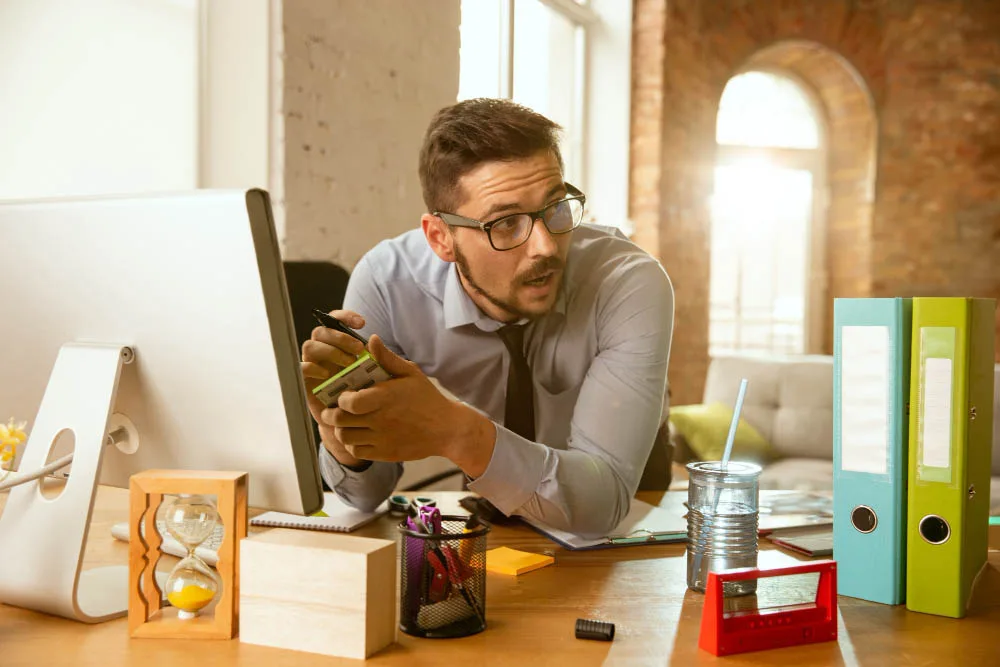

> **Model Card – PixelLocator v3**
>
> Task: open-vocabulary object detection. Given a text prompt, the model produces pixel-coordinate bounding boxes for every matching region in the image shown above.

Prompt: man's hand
[324,335,496,477]
[300,309,368,467]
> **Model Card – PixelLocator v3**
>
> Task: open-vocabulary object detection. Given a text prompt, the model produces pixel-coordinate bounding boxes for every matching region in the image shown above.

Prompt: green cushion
[668,402,776,464]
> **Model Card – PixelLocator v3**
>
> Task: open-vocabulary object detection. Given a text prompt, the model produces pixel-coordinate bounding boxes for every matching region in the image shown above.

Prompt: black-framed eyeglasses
[434,183,586,251]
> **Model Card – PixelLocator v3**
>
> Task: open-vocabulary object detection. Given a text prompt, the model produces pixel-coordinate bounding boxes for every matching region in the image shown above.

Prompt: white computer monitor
[0,189,323,622]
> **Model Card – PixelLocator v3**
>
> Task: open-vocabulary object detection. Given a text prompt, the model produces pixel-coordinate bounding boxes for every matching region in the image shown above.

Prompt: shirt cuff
[319,446,348,488]
[466,424,548,516]
[318,446,372,486]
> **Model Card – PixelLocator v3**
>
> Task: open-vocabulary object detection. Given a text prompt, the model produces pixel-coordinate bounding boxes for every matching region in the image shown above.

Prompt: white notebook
[251,492,389,533]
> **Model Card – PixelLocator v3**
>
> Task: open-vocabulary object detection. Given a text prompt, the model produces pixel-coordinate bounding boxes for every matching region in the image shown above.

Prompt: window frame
[461,0,633,233]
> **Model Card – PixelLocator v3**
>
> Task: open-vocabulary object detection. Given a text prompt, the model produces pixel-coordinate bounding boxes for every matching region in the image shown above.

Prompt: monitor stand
[0,342,165,623]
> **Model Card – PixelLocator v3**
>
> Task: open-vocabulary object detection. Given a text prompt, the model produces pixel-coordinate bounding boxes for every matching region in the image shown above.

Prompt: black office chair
[282,260,351,354]
[282,260,350,489]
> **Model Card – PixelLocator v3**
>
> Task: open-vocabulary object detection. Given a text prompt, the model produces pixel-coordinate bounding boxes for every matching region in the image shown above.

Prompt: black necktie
[497,324,535,441]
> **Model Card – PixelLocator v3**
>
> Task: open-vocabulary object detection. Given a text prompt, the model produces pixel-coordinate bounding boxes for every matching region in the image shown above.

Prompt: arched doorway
[710,69,827,356]
[709,41,878,359]
[627,32,879,404]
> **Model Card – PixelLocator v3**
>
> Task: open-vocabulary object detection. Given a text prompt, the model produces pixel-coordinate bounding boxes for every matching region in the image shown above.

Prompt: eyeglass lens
[490,199,583,250]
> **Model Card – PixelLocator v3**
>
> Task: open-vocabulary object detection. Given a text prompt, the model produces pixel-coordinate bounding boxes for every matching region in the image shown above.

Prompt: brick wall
[631,0,1000,405]
[279,0,460,268]
[629,0,666,257]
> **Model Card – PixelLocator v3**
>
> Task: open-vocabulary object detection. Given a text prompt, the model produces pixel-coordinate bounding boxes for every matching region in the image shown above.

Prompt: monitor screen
[0,189,323,515]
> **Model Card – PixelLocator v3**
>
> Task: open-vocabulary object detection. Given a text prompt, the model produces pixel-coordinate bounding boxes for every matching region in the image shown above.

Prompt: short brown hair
[418,98,563,213]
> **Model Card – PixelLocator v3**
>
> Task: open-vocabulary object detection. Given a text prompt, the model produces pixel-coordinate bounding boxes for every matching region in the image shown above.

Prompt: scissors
[389,494,437,516]
[441,541,485,625]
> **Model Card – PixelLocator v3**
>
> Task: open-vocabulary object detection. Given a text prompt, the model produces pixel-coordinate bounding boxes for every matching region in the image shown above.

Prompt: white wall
[279,0,461,268]
[0,0,463,265]
[198,0,277,239]
[199,0,270,192]
[0,0,198,200]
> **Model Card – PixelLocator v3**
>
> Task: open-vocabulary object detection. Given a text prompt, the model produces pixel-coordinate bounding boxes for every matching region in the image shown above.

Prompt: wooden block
[239,528,396,659]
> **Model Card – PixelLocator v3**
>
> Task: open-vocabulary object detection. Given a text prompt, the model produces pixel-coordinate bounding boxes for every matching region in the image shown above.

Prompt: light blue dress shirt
[319,224,674,538]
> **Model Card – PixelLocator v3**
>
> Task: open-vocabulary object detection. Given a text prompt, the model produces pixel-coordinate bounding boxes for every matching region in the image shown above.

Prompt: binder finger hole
[850,506,877,534]
[918,515,950,545]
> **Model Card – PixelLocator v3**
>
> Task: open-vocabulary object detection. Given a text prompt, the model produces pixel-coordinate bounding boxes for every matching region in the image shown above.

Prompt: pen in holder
[687,378,761,597]
[399,514,490,638]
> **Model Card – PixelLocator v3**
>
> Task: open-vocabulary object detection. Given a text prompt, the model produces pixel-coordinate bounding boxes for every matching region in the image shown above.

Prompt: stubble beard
[452,243,563,322]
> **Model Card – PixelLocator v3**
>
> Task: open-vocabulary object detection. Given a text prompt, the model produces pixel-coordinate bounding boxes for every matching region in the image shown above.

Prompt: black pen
[311,308,369,346]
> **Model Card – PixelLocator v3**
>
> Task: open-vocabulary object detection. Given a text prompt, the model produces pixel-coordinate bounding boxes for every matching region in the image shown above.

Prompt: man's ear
[422,213,456,262]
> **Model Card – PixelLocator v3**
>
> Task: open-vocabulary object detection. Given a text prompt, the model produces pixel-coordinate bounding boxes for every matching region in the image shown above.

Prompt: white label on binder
[840,326,890,474]
[921,357,953,469]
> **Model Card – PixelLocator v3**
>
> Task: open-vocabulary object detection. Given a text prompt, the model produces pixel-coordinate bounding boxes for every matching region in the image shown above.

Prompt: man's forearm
[466,427,635,539]
[443,403,497,478]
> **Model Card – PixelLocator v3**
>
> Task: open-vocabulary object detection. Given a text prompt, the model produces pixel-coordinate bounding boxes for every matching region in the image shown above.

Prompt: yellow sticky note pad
[486,546,554,576]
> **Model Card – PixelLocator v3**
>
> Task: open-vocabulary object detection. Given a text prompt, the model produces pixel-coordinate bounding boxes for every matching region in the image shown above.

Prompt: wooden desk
[1,487,998,666]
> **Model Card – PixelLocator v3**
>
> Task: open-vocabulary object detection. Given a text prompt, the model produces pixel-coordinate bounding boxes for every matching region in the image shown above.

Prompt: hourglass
[129,470,247,639]
[160,494,220,619]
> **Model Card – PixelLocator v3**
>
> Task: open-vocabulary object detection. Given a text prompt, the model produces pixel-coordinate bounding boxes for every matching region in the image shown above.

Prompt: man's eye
[492,217,522,234]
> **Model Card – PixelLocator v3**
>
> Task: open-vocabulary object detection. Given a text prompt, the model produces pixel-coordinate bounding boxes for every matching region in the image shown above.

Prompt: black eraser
[575,618,615,641]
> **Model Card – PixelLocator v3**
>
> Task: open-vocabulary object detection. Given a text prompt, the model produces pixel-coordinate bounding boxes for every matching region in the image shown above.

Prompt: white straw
[690,377,751,592]
[721,378,749,470]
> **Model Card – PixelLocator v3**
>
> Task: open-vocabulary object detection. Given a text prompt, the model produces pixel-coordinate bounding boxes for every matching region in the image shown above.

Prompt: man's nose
[525,217,558,257]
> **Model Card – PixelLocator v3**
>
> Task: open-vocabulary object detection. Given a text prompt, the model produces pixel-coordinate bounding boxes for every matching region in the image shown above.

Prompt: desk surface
[1,487,998,666]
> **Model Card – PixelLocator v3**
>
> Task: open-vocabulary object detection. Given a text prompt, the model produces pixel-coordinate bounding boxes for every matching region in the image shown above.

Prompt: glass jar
[686,461,761,596]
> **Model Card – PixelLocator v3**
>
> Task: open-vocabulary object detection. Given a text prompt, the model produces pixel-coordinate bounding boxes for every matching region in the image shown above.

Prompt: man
[301,98,673,538]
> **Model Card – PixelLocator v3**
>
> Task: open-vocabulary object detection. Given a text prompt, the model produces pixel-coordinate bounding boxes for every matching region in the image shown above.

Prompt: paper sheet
[840,326,890,474]
[526,498,688,550]
[921,357,953,470]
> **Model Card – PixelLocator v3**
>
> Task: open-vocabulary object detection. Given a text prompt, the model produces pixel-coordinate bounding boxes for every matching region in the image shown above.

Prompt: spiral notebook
[251,492,389,533]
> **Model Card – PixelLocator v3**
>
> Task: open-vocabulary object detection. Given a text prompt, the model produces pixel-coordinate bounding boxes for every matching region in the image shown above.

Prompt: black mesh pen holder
[398,516,490,638]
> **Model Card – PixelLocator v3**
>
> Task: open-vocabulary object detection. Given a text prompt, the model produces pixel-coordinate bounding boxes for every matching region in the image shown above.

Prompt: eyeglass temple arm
[434,212,485,230]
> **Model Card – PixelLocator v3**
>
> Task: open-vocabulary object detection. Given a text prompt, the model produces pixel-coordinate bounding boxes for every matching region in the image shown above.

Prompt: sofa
[675,354,1000,512]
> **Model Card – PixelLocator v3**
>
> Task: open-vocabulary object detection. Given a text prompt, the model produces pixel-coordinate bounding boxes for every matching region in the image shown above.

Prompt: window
[459,0,633,232]
[709,71,827,357]
[716,72,820,149]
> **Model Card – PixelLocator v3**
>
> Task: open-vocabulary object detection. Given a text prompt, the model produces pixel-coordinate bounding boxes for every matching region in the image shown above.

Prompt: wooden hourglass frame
[128,470,248,639]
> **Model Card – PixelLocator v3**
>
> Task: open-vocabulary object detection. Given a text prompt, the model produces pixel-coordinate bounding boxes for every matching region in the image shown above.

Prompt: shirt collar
[443,263,489,330]
[442,263,568,332]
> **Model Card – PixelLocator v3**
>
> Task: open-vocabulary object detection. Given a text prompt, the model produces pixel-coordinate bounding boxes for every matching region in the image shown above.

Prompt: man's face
[449,151,572,322]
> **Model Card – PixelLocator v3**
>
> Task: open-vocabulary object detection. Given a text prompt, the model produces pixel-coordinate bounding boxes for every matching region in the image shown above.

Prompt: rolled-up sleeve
[319,448,402,513]
[468,258,674,539]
